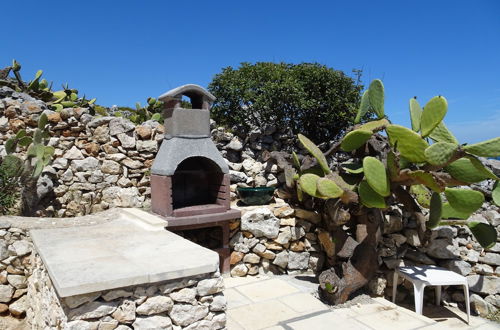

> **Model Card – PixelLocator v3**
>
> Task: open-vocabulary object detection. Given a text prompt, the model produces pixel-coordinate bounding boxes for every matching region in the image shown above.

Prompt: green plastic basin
[237,186,276,205]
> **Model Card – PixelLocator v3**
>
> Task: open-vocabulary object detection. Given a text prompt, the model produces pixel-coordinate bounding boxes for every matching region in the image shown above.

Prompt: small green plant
[283,79,499,304]
[115,97,163,124]
[1,60,97,113]
[1,113,55,214]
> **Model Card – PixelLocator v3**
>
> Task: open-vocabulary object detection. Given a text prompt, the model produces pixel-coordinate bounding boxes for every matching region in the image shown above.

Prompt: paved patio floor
[224,275,499,330]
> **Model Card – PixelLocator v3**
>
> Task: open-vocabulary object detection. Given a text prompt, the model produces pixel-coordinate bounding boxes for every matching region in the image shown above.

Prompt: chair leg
[392,271,399,303]
[435,286,441,306]
[463,284,470,325]
[413,283,425,315]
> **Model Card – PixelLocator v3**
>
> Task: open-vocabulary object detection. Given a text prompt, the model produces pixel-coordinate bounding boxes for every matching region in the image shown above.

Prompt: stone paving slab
[31,209,219,297]
[225,275,499,330]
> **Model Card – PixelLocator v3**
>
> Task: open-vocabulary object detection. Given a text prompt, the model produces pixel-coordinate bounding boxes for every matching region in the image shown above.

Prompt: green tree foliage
[208,62,362,143]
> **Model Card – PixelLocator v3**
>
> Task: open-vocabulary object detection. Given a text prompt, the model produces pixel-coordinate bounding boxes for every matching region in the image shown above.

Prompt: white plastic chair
[392,265,470,324]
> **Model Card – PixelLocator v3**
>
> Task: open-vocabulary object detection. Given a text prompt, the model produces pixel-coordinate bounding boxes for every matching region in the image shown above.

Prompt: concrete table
[30,208,220,297]
[392,265,470,324]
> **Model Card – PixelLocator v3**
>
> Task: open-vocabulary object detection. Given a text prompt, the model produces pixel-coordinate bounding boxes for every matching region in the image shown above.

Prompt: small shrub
[208,62,363,143]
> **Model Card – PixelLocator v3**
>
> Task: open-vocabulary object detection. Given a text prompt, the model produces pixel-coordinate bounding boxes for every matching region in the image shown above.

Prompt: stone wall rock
[230,200,324,276]
[27,253,226,329]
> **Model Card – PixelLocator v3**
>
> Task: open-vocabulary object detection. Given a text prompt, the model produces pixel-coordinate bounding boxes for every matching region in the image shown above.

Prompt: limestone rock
[169,288,197,304]
[101,186,143,207]
[274,227,291,245]
[229,170,247,183]
[64,146,84,160]
[470,294,496,316]
[0,241,9,260]
[87,116,113,128]
[440,260,472,276]
[136,296,173,315]
[273,251,289,269]
[132,315,173,330]
[109,117,135,136]
[112,300,136,324]
[243,253,260,264]
[136,126,152,139]
[230,264,248,277]
[230,251,244,265]
[66,320,97,330]
[288,251,310,270]
[97,317,119,330]
[11,240,31,257]
[101,160,122,174]
[117,132,136,148]
[7,275,26,289]
[122,158,143,169]
[210,294,227,312]
[368,277,387,296]
[479,253,500,266]
[468,275,500,295]
[425,238,458,259]
[93,125,110,143]
[169,304,208,327]
[137,140,158,152]
[71,157,99,172]
[63,292,101,308]
[241,208,280,239]
[0,284,13,303]
[197,277,224,296]
[68,301,118,320]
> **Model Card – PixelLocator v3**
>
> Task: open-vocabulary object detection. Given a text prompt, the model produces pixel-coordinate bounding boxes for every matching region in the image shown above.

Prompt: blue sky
[2,0,499,143]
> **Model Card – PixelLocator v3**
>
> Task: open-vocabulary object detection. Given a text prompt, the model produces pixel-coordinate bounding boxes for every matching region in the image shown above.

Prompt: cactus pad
[429,121,459,144]
[340,129,372,152]
[368,79,384,119]
[386,125,429,163]
[410,184,431,208]
[386,150,399,179]
[441,202,471,219]
[445,158,492,183]
[463,137,500,157]
[0,155,24,177]
[292,151,301,169]
[466,156,499,181]
[299,173,320,197]
[467,222,497,249]
[354,90,370,124]
[341,162,364,174]
[407,170,444,192]
[427,192,442,229]
[358,181,386,209]
[317,178,344,198]
[409,98,423,132]
[359,119,390,132]
[363,156,390,197]
[424,142,457,166]
[492,181,499,207]
[444,188,484,214]
[298,134,331,174]
[420,96,447,137]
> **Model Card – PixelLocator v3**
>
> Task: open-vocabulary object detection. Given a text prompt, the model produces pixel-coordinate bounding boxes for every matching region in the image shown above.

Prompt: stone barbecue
[150,84,240,272]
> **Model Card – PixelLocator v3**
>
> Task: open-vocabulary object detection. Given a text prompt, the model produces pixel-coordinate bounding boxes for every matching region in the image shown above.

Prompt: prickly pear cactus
[286,78,499,259]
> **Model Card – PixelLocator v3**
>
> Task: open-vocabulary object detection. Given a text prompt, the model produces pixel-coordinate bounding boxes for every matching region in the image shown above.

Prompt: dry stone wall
[229,201,325,277]
[0,86,292,217]
[28,253,226,330]
[0,220,32,318]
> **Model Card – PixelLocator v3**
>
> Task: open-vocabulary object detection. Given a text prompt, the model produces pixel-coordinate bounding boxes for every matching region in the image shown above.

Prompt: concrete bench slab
[30,209,219,297]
